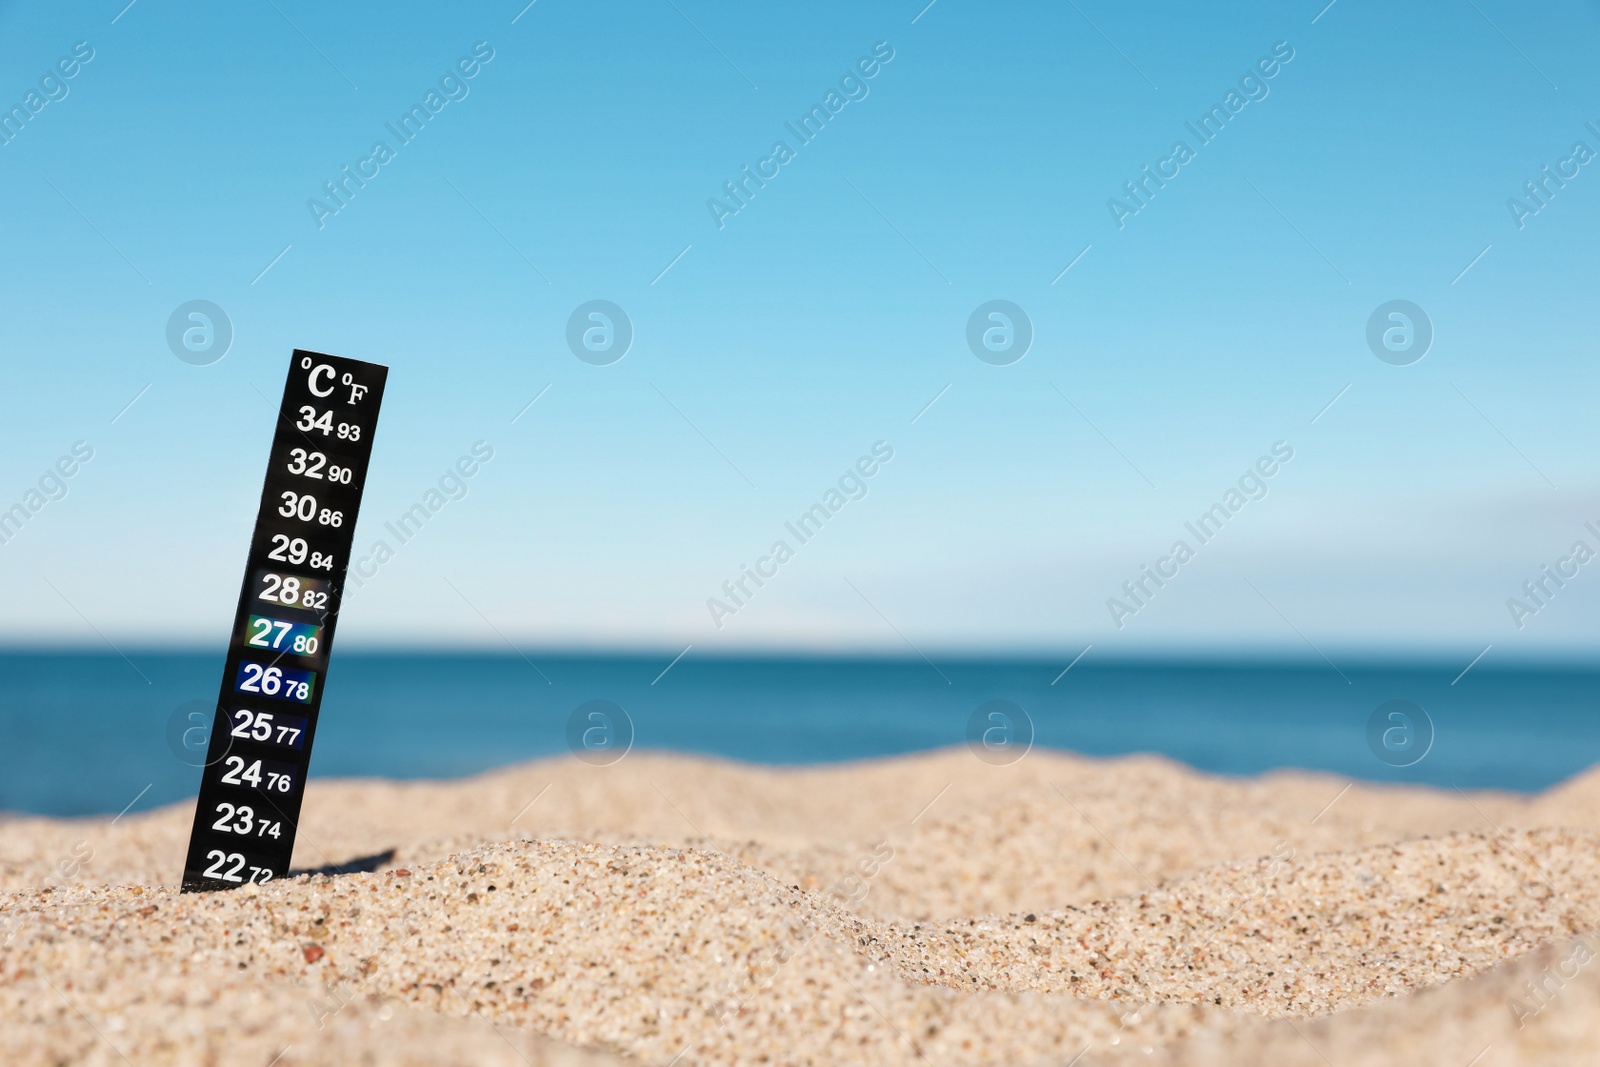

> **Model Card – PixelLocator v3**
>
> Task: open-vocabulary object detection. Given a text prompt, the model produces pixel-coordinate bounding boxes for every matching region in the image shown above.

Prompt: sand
[3,748,1599,1065]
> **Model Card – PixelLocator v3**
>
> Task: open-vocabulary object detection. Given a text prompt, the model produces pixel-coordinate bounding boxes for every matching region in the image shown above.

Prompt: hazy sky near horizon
[2,0,1599,663]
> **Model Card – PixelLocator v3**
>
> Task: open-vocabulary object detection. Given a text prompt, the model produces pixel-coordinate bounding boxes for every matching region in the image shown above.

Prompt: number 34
[296,406,360,441]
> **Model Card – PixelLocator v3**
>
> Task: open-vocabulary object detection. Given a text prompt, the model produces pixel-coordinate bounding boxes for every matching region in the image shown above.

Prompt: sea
[3,651,1597,816]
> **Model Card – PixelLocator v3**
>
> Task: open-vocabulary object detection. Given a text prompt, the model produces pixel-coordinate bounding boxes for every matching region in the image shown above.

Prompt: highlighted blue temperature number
[234,661,316,704]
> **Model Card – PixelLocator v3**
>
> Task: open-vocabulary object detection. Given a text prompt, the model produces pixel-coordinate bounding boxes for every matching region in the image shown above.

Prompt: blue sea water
[2,651,1597,816]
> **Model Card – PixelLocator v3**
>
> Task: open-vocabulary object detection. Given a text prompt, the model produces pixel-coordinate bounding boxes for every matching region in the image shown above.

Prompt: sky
[1,0,1599,662]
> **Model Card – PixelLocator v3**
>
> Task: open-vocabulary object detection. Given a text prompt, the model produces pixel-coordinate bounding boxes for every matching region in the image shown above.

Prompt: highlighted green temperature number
[245,615,322,656]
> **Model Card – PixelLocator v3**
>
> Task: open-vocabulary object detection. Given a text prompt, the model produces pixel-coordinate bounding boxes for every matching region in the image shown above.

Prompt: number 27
[248,619,291,649]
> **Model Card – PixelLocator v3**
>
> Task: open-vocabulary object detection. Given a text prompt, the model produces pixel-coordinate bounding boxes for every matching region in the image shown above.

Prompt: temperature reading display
[228,708,309,750]
[217,755,300,794]
[265,533,335,571]
[209,801,284,841]
[253,571,332,612]
[200,849,275,886]
[234,661,316,703]
[181,351,385,893]
[245,616,322,656]
[294,405,362,441]
[284,447,357,485]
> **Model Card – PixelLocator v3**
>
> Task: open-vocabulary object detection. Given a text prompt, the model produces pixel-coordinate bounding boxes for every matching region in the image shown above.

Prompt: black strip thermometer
[180,351,387,892]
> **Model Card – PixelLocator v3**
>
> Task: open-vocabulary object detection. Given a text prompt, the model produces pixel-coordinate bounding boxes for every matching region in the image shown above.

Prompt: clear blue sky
[2,0,1598,661]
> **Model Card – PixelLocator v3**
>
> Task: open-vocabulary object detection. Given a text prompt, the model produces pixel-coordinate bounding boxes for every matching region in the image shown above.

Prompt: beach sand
[3,748,1598,1065]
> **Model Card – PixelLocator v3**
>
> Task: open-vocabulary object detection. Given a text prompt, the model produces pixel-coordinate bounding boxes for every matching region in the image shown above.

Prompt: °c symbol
[308,363,336,396]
